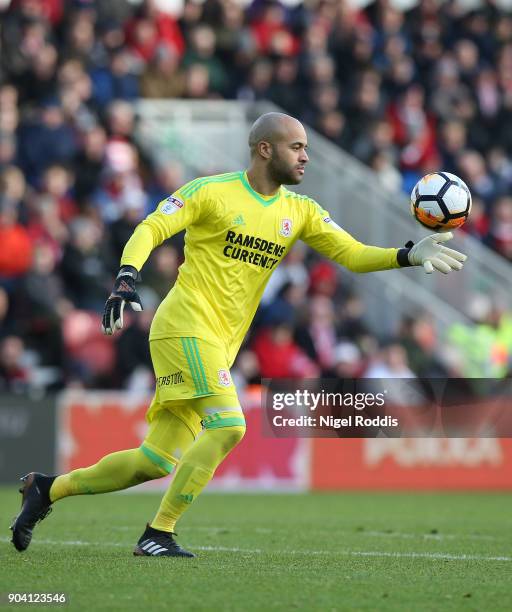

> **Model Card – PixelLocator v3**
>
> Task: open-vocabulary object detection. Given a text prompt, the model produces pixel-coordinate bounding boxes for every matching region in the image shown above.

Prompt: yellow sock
[49,448,170,502]
[151,424,245,532]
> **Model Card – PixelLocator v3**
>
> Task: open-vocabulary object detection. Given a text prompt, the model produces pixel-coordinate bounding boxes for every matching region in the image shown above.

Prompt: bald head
[247,112,308,186]
[248,112,305,157]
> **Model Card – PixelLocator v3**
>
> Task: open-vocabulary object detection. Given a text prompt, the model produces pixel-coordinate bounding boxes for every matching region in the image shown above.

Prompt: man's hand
[407,232,467,274]
[102,266,143,335]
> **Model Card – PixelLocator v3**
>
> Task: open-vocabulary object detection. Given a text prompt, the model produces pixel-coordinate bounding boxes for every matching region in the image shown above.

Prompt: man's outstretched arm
[300,199,467,274]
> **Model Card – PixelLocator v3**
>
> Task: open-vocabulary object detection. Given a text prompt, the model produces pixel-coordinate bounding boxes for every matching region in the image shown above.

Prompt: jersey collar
[240,171,281,207]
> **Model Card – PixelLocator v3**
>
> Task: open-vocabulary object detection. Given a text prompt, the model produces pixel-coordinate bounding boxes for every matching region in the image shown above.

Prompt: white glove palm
[408,232,467,274]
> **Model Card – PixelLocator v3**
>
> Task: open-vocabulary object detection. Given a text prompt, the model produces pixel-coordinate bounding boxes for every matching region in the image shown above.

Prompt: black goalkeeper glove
[102,266,143,336]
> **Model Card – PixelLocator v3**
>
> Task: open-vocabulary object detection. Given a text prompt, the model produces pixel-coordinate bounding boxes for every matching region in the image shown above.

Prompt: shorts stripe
[186,337,207,395]
[190,339,211,395]
[181,338,201,395]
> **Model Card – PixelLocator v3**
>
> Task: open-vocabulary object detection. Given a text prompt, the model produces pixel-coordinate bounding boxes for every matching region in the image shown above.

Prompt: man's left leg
[134,395,245,556]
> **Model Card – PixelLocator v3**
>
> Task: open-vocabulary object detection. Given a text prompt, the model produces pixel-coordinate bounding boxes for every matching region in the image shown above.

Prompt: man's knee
[139,444,176,479]
[203,412,246,452]
[217,424,246,453]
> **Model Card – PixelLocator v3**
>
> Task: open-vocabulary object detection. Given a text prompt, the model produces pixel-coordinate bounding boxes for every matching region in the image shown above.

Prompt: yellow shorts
[147,336,240,433]
[142,394,246,472]
[150,336,237,402]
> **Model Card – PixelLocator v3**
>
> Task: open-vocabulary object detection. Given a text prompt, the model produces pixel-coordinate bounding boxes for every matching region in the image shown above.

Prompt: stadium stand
[1,0,512,392]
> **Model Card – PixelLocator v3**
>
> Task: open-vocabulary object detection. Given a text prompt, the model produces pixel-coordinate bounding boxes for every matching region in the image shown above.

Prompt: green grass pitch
[1,488,511,611]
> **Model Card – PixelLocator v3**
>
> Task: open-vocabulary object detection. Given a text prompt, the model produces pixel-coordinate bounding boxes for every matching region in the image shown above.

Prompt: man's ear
[258,141,273,160]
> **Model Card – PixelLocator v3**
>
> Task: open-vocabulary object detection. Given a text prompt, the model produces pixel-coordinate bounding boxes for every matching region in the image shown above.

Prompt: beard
[267,150,303,185]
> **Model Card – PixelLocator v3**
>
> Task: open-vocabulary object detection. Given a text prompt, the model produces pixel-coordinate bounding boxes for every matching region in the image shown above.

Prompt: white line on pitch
[110,525,500,542]
[1,537,510,562]
[361,530,498,542]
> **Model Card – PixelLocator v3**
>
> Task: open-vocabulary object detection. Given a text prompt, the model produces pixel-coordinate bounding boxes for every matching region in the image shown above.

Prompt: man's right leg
[49,407,194,501]
[10,439,170,552]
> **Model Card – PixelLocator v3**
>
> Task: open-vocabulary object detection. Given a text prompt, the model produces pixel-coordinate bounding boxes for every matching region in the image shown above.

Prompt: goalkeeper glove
[404,232,467,274]
[102,266,143,335]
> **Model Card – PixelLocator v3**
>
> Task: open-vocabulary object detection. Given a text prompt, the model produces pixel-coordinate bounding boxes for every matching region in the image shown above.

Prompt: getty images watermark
[271,389,393,428]
[262,378,512,438]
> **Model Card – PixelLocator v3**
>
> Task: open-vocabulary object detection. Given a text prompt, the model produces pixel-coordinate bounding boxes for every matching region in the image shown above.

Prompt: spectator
[16,44,58,105]
[182,25,229,96]
[398,314,446,377]
[15,242,69,369]
[214,0,249,85]
[73,126,107,206]
[140,46,186,99]
[462,196,489,240]
[333,341,365,378]
[438,120,467,175]
[252,322,319,379]
[364,342,416,378]
[124,0,184,63]
[485,196,512,261]
[114,287,158,390]
[369,150,402,192]
[90,49,139,107]
[92,140,147,223]
[250,1,299,58]
[143,245,180,300]
[0,336,30,393]
[105,99,136,142]
[0,198,32,284]
[39,164,77,224]
[17,99,77,184]
[456,149,498,208]
[183,63,214,99]
[387,84,438,188]
[269,58,303,119]
[26,190,69,258]
[0,165,29,218]
[64,10,97,67]
[316,109,352,151]
[295,295,338,376]
[258,281,305,328]
[59,217,114,311]
[309,260,338,298]
[262,243,309,305]
[237,59,273,101]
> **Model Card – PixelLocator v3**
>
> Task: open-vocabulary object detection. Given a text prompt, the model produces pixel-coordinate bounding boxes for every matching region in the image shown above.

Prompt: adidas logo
[233,215,245,226]
[139,539,169,555]
[179,493,194,504]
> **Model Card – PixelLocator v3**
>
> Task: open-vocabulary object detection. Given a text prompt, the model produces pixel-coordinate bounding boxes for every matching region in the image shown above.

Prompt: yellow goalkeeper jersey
[121,171,401,365]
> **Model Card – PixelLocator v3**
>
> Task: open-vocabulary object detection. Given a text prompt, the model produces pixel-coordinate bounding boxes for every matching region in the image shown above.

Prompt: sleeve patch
[160,195,184,215]
[323,216,342,231]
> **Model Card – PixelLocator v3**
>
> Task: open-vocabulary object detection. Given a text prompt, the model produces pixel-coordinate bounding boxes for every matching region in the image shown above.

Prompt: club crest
[218,369,231,387]
[279,218,293,238]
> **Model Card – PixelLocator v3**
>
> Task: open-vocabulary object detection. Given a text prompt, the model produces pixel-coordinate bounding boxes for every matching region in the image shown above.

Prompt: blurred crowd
[1,0,512,393]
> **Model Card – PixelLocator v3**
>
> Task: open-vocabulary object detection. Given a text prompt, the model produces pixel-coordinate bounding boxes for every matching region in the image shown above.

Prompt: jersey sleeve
[120,179,212,270]
[299,198,401,273]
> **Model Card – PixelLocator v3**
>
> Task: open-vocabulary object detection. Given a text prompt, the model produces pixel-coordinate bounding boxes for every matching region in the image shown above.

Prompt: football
[410,172,472,232]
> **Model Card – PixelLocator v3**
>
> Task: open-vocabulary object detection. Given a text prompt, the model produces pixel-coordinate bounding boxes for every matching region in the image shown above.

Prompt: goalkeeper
[10,113,467,557]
